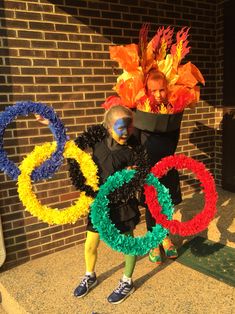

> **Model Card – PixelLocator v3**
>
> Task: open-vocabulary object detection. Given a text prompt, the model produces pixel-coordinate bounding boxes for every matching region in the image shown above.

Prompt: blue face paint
[113,117,132,137]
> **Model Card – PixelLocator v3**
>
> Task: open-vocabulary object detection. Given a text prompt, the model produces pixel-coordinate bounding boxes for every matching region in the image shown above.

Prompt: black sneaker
[107,279,135,304]
[74,274,98,298]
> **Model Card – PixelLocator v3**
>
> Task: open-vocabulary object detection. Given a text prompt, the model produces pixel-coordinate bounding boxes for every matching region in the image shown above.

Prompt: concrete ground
[0,187,234,314]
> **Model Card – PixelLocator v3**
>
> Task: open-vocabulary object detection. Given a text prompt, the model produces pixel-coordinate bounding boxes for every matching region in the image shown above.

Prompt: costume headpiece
[102,24,205,114]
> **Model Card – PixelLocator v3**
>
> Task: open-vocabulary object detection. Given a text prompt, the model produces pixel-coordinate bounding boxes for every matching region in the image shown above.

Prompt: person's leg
[144,206,162,264]
[108,231,136,304]
[123,254,136,279]
[145,205,156,232]
[144,173,180,263]
[122,230,137,279]
[74,231,100,298]
[85,231,100,273]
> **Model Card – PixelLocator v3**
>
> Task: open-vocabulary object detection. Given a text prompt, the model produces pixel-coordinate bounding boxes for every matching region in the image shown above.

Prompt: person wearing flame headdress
[102,24,205,264]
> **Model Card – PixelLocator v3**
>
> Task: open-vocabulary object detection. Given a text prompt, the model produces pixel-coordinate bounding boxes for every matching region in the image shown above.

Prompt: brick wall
[0,0,224,270]
[213,0,224,185]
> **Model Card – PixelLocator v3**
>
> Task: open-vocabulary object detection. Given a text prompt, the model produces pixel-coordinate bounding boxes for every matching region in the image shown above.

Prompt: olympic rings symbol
[0,102,217,255]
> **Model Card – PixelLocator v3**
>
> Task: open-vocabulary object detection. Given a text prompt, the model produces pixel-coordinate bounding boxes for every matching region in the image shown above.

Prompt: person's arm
[34,114,49,126]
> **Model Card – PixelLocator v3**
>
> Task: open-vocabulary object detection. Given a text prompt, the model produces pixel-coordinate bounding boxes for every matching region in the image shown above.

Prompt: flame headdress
[102,25,205,114]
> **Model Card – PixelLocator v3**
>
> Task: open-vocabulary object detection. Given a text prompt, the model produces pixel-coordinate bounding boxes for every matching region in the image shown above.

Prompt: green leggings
[124,231,137,277]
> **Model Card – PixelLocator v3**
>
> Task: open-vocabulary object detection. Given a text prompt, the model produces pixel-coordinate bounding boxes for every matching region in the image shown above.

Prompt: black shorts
[87,199,140,234]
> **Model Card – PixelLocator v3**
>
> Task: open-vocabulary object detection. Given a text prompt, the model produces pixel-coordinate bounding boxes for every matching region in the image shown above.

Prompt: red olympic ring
[144,154,218,236]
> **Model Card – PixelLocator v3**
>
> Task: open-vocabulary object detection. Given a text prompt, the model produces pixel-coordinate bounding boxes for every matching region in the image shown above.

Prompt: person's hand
[34,114,49,126]
[126,165,137,170]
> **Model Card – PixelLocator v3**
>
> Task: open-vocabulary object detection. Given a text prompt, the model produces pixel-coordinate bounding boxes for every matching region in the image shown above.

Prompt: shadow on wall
[175,118,218,196]
[48,0,151,45]
[189,121,217,158]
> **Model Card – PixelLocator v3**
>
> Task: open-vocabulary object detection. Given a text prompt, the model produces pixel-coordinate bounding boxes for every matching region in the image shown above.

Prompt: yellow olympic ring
[17,140,99,225]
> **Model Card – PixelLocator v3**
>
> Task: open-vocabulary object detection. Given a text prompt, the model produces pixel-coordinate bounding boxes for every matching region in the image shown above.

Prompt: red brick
[52,230,73,240]
[42,14,67,23]
[42,239,65,251]
[28,236,52,247]
[65,233,86,244]
[60,191,80,202]
[29,21,55,31]
[31,41,57,49]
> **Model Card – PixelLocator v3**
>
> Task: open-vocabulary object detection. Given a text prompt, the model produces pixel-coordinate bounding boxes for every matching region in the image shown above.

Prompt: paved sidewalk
[0,306,6,314]
[0,187,234,314]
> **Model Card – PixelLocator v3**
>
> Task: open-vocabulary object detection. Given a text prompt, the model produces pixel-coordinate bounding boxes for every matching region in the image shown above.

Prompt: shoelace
[114,281,128,294]
[80,275,90,287]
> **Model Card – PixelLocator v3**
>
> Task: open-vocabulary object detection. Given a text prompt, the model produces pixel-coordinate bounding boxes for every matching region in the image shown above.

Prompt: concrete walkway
[0,187,234,314]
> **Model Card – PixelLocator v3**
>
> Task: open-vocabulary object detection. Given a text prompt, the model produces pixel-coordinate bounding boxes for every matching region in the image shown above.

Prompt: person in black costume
[134,70,182,264]
[73,105,142,304]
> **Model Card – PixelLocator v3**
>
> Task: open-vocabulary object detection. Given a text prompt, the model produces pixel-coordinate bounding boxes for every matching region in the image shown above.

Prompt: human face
[110,116,133,145]
[147,78,167,104]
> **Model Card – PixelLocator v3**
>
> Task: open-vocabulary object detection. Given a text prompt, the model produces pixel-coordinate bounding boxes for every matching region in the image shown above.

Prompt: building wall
[0,0,223,270]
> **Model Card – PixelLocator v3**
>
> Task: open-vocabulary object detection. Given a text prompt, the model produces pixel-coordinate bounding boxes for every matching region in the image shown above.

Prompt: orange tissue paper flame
[109,44,139,72]
[176,62,205,87]
[115,74,145,108]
